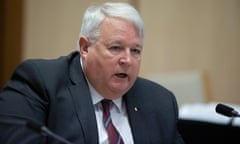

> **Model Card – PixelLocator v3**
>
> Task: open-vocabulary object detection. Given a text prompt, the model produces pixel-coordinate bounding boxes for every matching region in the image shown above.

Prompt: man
[0,2,184,144]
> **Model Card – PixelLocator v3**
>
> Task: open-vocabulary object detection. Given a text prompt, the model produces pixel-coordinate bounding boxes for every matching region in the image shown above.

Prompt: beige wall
[139,0,240,104]
[22,0,240,104]
[22,0,129,59]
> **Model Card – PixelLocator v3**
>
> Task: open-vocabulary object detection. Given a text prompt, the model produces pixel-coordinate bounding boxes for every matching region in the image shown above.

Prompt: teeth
[116,73,127,78]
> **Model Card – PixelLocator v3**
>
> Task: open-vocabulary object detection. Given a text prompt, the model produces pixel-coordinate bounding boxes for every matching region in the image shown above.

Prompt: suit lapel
[68,53,98,144]
[69,84,98,144]
[125,88,150,144]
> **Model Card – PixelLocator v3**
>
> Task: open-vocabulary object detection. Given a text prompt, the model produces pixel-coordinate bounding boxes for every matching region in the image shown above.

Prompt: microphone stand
[228,117,235,126]
[26,120,73,144]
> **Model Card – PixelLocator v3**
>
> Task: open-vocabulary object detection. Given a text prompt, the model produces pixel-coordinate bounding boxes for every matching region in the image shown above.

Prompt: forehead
[99,17,143,44]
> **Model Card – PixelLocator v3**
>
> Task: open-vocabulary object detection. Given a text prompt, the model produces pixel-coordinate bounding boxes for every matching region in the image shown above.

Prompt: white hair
[77,2,144,49]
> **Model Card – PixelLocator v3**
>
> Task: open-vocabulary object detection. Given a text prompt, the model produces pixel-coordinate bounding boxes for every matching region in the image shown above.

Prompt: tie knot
[102,99,111,104]
[101,99,111,111]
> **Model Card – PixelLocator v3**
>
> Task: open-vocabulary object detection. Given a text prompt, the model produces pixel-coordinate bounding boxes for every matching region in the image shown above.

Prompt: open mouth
[115,73,128,78]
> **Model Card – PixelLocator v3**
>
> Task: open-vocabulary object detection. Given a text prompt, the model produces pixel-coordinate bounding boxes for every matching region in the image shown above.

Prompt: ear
[79,36,89,57]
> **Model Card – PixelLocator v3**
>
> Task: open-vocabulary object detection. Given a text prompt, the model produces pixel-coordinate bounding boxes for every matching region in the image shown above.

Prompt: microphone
[215,103,240,117]
[26,120,73,144]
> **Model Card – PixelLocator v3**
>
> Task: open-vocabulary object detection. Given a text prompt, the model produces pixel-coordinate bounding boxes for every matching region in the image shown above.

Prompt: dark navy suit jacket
[0,52,184,144]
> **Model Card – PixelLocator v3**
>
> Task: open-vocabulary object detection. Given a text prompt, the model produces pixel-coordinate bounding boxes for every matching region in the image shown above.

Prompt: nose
[119,50,132,66]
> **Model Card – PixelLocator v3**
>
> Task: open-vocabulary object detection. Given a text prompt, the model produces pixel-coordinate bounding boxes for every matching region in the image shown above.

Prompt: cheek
[133,60,141,72]
[89,55,113,74]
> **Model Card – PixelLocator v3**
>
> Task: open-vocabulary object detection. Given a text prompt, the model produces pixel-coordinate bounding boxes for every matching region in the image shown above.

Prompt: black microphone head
[26,120,43,134]
[215,103,237,117]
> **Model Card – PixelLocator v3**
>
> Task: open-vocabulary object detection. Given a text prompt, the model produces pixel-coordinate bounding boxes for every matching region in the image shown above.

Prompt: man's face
[80,17,143,100]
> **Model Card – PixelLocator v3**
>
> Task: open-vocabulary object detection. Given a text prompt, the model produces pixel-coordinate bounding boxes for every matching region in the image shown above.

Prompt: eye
[108,45,123,54]
[131,48,142,56]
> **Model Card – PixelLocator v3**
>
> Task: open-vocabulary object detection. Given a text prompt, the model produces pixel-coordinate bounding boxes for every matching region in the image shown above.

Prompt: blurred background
[1,0,240,108]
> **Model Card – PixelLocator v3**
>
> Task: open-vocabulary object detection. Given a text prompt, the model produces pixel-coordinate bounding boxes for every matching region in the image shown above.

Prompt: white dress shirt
[80,58,134,144]
[88,83,134,144]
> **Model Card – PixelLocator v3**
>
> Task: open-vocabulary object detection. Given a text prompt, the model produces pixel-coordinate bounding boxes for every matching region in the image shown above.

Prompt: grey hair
[78,2,144,48]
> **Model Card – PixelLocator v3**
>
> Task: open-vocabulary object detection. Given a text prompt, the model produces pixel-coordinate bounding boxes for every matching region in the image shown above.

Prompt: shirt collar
[88,82,123,113]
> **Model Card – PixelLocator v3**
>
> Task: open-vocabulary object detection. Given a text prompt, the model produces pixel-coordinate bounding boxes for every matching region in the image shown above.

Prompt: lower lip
[115,75,128,79]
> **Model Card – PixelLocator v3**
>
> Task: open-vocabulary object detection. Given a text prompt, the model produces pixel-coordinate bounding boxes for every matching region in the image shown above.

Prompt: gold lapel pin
[134,107,139,112]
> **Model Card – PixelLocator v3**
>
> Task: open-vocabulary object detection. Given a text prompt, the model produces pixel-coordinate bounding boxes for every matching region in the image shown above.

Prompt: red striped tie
[102,100,124,144]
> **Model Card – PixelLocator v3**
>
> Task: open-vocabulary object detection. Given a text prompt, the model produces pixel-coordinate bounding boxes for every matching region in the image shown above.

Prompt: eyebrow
[105,40,143,49]
[135,44,143,49]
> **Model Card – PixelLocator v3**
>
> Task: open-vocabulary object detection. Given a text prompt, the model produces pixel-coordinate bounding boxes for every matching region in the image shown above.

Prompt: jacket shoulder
[134,77,172,94]
[3,52,80,92]
[132,77,178,108]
